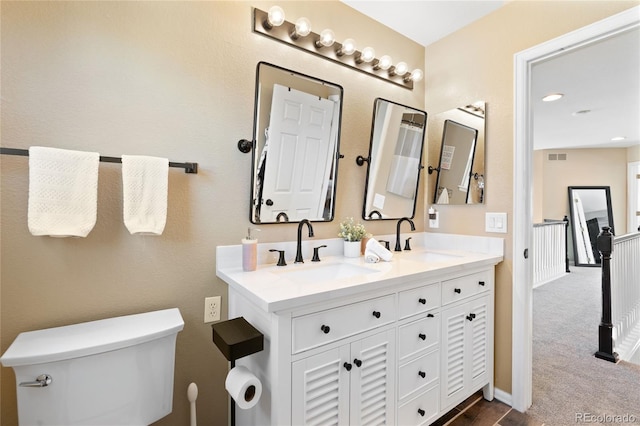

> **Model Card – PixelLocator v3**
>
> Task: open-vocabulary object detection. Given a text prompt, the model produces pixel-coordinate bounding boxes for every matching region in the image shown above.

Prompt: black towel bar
[0,147,198,174]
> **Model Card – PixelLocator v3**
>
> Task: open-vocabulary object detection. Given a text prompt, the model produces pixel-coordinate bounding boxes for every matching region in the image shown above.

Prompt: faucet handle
[379,240,390,250]
[312,245,327,262]
[269,249,287,266]
[404,237,412,251]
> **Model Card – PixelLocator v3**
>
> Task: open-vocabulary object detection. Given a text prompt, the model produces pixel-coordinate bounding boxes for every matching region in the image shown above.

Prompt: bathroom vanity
[216,232,503,426]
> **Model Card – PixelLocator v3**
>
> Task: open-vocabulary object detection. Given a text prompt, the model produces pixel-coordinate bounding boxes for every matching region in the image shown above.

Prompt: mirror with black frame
[429,103,485,205]
[250,62,343,224]
[567,186,614,266]
[361,98,427,221]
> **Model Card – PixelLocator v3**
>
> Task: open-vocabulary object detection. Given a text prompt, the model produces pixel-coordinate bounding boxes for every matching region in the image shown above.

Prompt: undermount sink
[403,251,464,263]
[273,262,378,284]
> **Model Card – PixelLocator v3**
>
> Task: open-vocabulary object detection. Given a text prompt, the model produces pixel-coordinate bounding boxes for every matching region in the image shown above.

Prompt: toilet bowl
[0,308,184,426]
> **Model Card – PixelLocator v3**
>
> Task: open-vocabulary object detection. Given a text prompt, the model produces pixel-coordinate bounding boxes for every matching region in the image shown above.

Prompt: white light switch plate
[486,212,507,233]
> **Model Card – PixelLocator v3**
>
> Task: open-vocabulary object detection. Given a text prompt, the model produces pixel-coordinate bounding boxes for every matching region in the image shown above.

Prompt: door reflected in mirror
[251,62,343,224]
[567,186,614,266]
[429,102,485,205]
[362,98,427,221]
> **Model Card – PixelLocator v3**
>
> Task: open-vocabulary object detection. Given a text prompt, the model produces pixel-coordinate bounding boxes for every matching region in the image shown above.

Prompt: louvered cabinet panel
[292,345,351,426]
[440,303,467,410]
[468,297,489,390]
[350,329,395,426]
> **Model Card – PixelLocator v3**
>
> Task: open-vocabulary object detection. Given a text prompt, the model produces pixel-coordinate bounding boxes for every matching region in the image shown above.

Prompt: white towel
[437,188,450,204]
[122,155,168,235]
[364,249,380,263]
[366,238,393,262]
[28,146,100,237]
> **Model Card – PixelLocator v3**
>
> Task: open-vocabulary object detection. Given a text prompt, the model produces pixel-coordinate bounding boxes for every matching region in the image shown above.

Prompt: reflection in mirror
[430,103,485,205]
[251,62,343,224]
[568,186,614,266]
[362,98,427,221]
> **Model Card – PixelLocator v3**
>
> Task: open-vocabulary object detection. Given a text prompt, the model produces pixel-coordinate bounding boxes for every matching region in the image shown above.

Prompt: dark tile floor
[432,391,545,426]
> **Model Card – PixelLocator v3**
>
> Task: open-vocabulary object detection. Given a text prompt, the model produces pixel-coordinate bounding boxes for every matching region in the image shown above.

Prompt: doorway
[512,6,640,412]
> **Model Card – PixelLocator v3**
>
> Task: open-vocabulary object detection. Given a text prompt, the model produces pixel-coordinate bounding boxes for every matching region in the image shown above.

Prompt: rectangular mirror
[429,102,485,205]
[362,98,427,220]
[251,62,343,224]
[568,186,614,266]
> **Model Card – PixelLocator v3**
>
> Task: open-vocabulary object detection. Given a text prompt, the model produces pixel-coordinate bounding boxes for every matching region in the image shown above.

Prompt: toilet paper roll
[225,366,262,410]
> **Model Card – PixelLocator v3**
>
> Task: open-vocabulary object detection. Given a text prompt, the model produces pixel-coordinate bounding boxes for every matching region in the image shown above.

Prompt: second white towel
[122,155,168,235]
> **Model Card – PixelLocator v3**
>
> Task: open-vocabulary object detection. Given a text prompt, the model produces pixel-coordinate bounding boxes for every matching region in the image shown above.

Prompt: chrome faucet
[295,219,314,263]
[395,217,415,251]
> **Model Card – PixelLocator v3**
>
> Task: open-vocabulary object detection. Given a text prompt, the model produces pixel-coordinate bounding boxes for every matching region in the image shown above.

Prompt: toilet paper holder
[212,317,264,426]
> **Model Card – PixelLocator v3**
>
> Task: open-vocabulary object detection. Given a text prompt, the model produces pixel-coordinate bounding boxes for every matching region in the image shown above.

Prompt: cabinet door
[350,329,396,426]
[440,294,490,411]
[292,345,351,426]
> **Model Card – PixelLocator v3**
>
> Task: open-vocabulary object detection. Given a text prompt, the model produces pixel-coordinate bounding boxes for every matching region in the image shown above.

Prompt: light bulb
[374,55,392,71]
[316,29,335,47]
[265,5,285,29]
[291,17,311,39]
[393,61,409,76]
[408,69,424,82]
[357,47,376,63]
[337,38,356,56]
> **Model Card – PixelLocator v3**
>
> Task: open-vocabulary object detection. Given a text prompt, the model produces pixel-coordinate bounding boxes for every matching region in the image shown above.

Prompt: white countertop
[216,232,503,313]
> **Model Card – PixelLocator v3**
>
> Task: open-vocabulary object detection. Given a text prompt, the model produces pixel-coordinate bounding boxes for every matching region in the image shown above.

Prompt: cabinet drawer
[292,295,395,354]
[398,314,439,361]
[441,271,491,306]
[398,349,439,400]
[397,384,439,426]
[398,283,440,320]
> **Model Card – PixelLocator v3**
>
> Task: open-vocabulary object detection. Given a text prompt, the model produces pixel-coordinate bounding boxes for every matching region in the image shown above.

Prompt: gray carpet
[527,267,640,425]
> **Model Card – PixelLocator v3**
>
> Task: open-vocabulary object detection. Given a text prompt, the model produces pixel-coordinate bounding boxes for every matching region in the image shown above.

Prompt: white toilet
[0,308,184,426]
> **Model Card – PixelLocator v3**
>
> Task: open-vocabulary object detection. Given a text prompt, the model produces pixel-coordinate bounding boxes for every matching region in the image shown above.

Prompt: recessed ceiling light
[572,109,591,116]
[611,136,626,141]
[542,93,564,102]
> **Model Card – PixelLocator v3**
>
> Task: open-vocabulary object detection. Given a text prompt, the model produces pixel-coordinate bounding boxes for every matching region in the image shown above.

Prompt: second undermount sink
[403,250,464,263]
[273,262,378,284]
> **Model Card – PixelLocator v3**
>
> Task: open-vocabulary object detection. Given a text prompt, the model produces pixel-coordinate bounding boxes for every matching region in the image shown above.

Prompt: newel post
[563,215,571,273]
[594,226,619,363]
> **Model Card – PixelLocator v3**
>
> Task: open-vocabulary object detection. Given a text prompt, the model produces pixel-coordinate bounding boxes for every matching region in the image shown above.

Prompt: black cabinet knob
[418,298,426,305]
[418,333,426,340]
[321,325,331,334]
[372,311,381,319]
[418,371,426,378]
[479,281,486,286]
[343,362,352,371]
[353,358,362,367]
[265,199,274,206]
[418,408,426,417]
[427,313,434,318]
[454,288,461,294]
[466,313,476,322]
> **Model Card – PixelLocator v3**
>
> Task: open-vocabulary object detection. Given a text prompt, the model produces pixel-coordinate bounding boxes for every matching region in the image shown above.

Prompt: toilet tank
[0,308,184,426]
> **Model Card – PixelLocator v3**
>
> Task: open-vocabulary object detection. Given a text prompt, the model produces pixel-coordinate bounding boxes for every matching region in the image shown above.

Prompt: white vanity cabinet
[217,234,503,426]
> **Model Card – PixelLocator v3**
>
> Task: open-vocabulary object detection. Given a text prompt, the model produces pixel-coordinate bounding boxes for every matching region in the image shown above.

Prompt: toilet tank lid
[0,308,184,367]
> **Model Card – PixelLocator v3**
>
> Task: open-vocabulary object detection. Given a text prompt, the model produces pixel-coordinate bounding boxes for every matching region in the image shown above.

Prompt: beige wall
[533,149,628,230]
[0,2,424,425]
[629,144,640,162]
[423,0,638,394]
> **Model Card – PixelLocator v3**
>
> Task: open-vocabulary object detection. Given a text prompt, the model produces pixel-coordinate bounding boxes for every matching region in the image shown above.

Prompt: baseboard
[494,387,512,407]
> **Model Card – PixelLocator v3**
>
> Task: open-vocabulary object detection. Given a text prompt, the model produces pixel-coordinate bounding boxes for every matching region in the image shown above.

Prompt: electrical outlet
[204,296,221,323]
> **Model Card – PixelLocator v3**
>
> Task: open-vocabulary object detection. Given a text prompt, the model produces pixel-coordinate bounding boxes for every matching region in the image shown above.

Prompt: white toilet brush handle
[187,382,198,426]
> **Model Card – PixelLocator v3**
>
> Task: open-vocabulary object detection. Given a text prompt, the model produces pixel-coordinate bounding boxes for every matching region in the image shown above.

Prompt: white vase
[343,241,361,258]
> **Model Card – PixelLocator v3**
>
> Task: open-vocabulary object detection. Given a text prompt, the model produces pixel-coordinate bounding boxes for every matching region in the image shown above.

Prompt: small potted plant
[338,217,368,258]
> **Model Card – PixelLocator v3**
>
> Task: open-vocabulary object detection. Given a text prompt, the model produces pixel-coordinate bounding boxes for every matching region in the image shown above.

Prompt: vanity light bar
[252,7,422,90]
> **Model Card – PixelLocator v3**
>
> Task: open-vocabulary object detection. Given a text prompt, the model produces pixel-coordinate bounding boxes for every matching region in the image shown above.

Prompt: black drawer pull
[454,288,461,294]
[343,362,352,371]
[418,408,426,417]
[320,325,331,334]
[418,298,426,305]
[418,333,426,340]
[353,358,362,367]
[418,370,426,378]
[427,313,434,318]
[466,313,476,322]
[479,281,486,286]
[372,311,381,319]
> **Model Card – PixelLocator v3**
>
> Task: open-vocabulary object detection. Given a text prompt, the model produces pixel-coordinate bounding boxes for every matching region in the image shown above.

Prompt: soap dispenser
[242,228,260,272]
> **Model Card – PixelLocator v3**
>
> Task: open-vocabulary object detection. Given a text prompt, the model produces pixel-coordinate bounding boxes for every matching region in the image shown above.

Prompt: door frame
[512,5,640,412]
